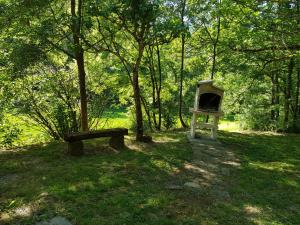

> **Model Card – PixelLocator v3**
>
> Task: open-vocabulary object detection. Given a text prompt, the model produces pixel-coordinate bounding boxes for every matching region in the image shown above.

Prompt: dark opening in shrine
[198,93,221,111]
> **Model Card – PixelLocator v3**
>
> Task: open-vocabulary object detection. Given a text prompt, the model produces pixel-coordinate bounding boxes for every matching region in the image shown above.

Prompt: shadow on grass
[216,131,300,225]
[0,130,299,225]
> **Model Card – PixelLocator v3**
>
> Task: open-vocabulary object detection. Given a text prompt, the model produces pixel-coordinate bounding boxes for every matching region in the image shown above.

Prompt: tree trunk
[293,0,300,127]
[211,43,217,80]
[210,0,221,80]
[271,73,277,120]
[179,0,188,128]
[275,73,280,119]
[271,72,280,121]
[76,50,88,131]
[141,96,153,131]
[150,70,157,128]
[284,57,294,128]
[147,43,162,131]
[71,0,88,131]
[156,43,162,130]
[132,43,145,141]
[294,58,300,127]
[148,46,158,129]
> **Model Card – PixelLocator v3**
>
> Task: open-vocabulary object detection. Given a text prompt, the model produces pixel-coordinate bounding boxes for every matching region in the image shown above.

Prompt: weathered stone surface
[35,221,49,225]
[13,205,32,217]
[36,216,72,225]
[0,174,19,186]
[220,168,230,176]
[288,205,300,212]
[211,189,231,201]
[166,184,184,190]
[193,160,218,171]
[185,132,239,201]
[0,212,10,221]
[50,217,72,225]
[184,182,201,189]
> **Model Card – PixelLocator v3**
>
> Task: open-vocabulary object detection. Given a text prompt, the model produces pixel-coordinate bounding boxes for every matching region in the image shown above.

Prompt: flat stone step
[36,217,72,225]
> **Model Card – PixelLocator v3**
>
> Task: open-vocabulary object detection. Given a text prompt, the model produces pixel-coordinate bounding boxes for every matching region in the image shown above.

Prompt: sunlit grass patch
[150,159,180,174]
[249,161,296,172]
[219,120,241,132]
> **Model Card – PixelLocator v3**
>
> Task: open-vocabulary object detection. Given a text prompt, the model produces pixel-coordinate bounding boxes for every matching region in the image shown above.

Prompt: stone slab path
[183,135,241,202]
[36,216,72,225]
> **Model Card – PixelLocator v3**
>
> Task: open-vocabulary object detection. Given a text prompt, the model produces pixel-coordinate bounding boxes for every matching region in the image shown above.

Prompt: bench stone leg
[68,141,84,156]
[109,136,125,149]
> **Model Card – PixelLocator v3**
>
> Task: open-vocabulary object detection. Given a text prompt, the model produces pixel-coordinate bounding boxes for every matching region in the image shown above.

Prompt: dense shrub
[0,117,22,147]
[162,111,177,130]
[10,64,80,140]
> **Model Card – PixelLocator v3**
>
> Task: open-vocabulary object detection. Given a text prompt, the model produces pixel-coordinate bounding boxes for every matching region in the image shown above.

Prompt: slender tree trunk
[148,46,158,129]
[117,47,152,131]
[275,73,280,119]
[271,72,280,120]
[133,43,145,141]
[179,0,188,128]
[76,50,88,131]
[133,69,143,140]
[284,57,294,128]
[206,0,221,122]
[71,0,88,131]
[148,42,162,131]
[294,0,300,127]
[155,43,162,130]
[294,58,300,127]
[140,96,152,131]
[271,73,276,120]
[210,0,221,80]
[150,70,158,128]
[211,43,217,80]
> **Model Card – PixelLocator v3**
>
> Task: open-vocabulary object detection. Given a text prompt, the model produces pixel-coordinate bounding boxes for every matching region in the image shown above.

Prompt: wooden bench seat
[64,128,128,156]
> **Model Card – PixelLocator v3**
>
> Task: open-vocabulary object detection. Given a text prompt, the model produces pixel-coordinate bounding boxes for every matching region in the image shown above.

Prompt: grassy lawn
[217,131,300,225]
[0,126,299,224]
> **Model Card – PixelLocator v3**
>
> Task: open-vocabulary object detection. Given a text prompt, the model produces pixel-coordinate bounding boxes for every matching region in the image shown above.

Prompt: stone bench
[64,128,128,156]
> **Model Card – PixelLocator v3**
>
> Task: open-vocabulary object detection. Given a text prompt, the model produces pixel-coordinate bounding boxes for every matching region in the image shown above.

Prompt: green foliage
[128,109,152,133]
[162,112,177,130]
[9,43,46,75]
[8,62,81,139]
[161,96,178,130]
[238,108,279,131]
[0,117,22,148]
[1,0,300,141]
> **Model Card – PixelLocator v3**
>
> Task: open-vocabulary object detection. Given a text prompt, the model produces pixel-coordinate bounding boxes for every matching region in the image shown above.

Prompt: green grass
[1,115,50,147]
[217,131,300,225]
[97,108,133,129]
[1,129,299,225]
[1,112,300,225]
[0,132,195,225]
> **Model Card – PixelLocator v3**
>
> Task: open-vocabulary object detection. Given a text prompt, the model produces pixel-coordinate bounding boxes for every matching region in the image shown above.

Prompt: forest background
[0,0,299,147]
